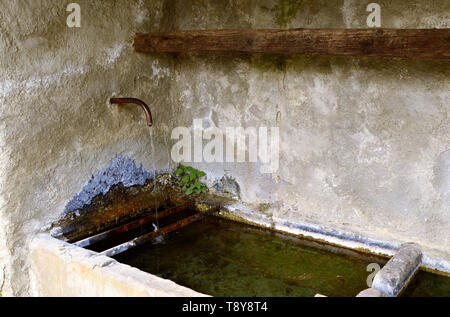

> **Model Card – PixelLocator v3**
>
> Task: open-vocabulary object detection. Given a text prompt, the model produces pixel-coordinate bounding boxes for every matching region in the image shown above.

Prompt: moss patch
[272,0,303,27]
[252,54,288,72]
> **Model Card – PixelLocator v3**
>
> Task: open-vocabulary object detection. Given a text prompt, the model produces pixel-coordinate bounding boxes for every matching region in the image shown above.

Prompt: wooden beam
[134,29,450,59]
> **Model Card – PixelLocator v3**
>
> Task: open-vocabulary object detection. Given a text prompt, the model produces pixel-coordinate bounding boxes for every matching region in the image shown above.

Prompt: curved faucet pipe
[110,97,153,127]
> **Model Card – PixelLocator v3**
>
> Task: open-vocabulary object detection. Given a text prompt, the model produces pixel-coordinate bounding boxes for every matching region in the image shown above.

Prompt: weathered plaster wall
[0,0,449,296]
[162,0,449,261]
[0,0,175,296]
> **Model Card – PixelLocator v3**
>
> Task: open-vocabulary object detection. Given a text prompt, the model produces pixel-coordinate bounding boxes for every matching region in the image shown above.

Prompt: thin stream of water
[148,128,159,229]
[148,128,163,272]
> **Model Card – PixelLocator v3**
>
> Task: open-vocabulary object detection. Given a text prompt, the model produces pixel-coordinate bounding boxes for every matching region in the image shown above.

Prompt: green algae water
[114,216,387,297]
[402,271,450,297]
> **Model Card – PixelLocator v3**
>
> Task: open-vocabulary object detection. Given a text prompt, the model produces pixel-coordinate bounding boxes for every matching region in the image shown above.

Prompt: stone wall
[163,0,449,255]
[0,0,174,295]
[0,0,449,295]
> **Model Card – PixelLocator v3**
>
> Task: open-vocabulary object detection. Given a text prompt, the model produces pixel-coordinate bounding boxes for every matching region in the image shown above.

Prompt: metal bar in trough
[100,205,220,257]
[74,203,192,248]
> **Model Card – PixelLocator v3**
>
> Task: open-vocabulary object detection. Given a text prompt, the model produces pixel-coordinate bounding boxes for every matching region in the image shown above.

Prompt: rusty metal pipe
[110,97,153,127]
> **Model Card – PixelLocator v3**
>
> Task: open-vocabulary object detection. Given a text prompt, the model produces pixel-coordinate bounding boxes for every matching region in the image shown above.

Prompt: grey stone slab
[372,242,422,296]
[356,288,386,297]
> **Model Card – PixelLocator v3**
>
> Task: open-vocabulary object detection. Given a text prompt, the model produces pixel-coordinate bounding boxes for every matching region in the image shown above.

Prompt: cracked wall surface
[0,0,449,295]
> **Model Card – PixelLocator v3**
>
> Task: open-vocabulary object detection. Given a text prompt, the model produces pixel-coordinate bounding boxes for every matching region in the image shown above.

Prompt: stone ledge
[222,202,450,276]
[356,288,386,297]
[29,234,208,297]
[372,242,422,297]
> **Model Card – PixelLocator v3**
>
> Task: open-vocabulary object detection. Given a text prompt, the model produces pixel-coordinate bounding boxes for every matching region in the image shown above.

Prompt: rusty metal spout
[110,97,153,127]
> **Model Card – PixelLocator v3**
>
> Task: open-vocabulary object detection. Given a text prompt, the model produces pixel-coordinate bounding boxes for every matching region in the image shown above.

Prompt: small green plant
[175,164,208,195]
[259,203,270,213]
